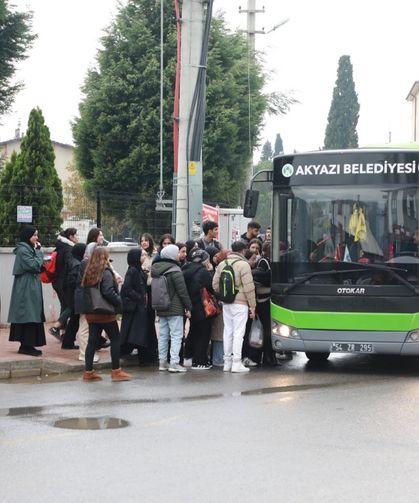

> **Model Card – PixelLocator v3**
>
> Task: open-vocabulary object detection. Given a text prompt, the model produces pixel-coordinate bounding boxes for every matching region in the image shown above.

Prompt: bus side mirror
[243,189,259,218]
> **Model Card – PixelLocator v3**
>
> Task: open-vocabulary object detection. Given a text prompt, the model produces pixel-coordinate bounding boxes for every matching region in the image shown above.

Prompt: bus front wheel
[305,352,330,362]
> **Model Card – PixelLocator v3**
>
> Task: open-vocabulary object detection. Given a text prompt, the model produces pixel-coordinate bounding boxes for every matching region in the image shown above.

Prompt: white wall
[0,248,131,325]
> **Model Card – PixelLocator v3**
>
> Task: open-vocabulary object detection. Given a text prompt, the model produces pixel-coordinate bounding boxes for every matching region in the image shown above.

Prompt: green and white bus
[245,148,419,361]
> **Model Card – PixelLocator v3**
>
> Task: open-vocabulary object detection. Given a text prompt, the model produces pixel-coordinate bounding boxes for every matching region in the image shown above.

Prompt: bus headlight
[272,321,300,339]
[407,329,419,342]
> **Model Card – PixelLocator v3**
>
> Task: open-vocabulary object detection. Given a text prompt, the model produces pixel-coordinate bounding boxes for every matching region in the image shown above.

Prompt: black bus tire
[305,352,330,362]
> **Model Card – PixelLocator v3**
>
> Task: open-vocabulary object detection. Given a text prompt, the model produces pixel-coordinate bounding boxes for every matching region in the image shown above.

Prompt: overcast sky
[1,0,418,155]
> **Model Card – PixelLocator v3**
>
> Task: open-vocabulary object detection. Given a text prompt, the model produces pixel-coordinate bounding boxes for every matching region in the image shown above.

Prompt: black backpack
[218,259,240,303]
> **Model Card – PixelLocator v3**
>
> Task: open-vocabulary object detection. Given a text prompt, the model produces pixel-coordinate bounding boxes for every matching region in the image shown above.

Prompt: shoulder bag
[84,284,115,314]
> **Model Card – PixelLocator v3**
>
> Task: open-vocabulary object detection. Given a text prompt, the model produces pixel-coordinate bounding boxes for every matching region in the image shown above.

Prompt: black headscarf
[127,248,142,269]
[72,243,87,262]
[20,225,37,246]
[185,240,198,257]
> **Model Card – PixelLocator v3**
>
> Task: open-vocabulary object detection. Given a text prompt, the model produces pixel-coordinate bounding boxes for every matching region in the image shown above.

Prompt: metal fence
[0,185,172,246]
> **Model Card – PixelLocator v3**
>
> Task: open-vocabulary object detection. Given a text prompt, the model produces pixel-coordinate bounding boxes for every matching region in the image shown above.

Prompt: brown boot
[111,368,131,381]
[83,370,102,381]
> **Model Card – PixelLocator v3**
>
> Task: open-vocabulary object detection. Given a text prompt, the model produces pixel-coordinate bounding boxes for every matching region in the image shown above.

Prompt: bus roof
[275,144,419,159]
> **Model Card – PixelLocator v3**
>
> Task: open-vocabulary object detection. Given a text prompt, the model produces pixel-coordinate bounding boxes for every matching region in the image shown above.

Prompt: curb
[0,356,141,380]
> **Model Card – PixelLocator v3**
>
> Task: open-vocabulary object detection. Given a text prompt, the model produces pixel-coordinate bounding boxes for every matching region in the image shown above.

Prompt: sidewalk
[0,323,139,379]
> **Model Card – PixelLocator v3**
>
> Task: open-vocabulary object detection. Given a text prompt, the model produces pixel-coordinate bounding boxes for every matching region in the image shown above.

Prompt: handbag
[249,316,264,348]
[201,287,220,318]
[86,284,116,314]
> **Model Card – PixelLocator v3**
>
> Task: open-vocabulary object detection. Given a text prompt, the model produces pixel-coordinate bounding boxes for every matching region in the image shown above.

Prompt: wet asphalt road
[1,353,419,503]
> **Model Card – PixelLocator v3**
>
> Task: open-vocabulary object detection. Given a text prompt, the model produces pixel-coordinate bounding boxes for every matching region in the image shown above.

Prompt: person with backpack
[252,240,277,366]
[151,244,192,373]
[182,249,215,370]
[212,241,256,373]
[197,221,222,251]
[49,228,79,341]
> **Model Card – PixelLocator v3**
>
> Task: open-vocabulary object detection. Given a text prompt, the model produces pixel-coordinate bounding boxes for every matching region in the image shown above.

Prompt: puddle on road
[54,416,129,430]
[0,382,343,418]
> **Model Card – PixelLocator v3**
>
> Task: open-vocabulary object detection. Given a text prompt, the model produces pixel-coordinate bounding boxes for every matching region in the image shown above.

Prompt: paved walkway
[0,323,139,379]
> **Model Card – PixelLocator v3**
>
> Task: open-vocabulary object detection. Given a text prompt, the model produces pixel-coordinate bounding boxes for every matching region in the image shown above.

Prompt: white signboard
[17,205,32,223]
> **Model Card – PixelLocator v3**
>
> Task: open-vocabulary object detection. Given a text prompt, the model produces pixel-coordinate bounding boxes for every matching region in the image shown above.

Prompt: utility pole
[175,0,205,242]
[239,0,265,52]
[239,0,265,187]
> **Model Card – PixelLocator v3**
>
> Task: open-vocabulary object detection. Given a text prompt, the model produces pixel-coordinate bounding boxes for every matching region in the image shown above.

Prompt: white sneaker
[79,354,100,363]
[159,360,169,371]
[223,360,232,372]
[231,361,250,373]
[183,358,193,367]
[243,357,258,367]
[168,363,187,373]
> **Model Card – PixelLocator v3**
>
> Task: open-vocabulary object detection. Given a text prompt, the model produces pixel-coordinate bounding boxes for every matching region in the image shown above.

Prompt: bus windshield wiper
[283,268,367,294]
[354,262,419,295]
[283,263,419,295]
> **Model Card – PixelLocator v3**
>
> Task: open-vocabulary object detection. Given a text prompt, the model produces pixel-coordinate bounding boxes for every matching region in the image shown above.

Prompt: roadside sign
[17,205,32,223]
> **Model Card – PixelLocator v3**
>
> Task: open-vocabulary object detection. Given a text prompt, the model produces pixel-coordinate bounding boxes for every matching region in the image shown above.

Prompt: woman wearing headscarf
[8,225,46,356]
[120,248,149,358]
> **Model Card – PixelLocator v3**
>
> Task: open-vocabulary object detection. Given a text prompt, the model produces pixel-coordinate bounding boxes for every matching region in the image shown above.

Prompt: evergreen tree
[72,0,276,218]
[260,140,273,162]
[0,108,63,245]
[274,133,284,156]
[63,162,96,220]
[0,1,36,115]
[324,55,359,149]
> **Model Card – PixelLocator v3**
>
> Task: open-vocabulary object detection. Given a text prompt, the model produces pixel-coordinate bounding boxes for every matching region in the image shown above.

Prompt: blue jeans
[159,316,183,365]
[211,340,224,365]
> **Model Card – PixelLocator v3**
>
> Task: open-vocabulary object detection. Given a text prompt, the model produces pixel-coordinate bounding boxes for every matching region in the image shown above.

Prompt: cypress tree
[274,133,284,156]
[0,108,63,245]
[324,55,360,149]
[260,140,273,162]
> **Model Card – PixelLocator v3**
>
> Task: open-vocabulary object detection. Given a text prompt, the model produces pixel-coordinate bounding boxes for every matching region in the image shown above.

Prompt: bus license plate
[330,343,374,353]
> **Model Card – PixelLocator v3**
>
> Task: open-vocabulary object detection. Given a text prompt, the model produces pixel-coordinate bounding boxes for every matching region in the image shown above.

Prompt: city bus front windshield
[277,185,419,285]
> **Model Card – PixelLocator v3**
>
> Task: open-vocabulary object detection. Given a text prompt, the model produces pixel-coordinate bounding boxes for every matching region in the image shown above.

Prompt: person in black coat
[182,248,214,370]
[251,241,277,366]
[49,228,79,340]
[61,243,86,349]
[120,248,149,358]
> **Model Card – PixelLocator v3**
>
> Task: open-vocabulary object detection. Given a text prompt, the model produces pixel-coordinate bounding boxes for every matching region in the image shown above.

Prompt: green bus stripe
[271,303,419,332]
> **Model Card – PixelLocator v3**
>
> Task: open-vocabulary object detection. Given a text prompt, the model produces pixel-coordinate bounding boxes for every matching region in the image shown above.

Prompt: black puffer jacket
[78,267,122,314]
[98,268,122,311]
[64,243,86,311]
[182,262,213,323]
[53,235,74,289]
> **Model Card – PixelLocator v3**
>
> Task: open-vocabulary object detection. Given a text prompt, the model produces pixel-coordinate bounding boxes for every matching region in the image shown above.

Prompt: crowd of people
[7,219,278,381]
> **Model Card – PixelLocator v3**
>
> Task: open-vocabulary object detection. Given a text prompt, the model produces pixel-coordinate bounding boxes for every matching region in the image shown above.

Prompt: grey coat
[151,259,192,317]
[8,242,45,324]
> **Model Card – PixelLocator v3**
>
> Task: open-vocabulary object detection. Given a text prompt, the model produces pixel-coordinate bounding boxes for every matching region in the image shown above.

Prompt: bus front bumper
[271,328,419,356]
